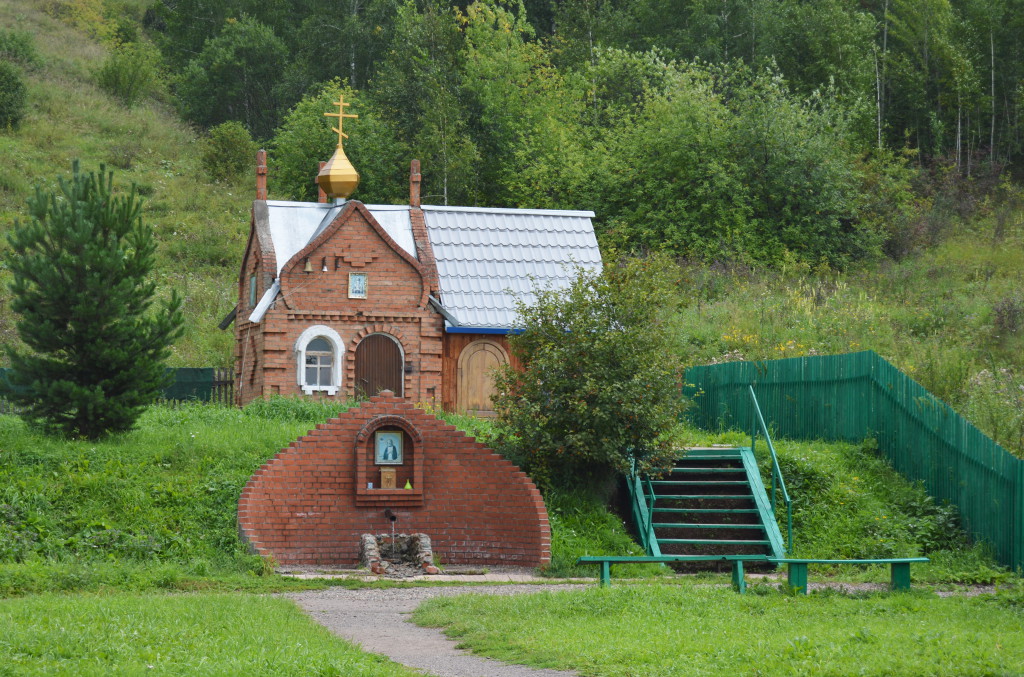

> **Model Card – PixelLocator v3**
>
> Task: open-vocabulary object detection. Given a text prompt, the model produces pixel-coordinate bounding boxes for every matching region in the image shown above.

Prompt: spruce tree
[2,162,184,438]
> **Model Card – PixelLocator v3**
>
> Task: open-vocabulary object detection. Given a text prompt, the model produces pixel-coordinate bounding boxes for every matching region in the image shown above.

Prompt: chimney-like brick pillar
[317,161,328,203]
[410,159,421,208]
[256,149,268,200]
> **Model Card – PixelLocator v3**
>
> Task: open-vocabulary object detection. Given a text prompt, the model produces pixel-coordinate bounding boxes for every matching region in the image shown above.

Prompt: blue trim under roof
[445,326,512,335]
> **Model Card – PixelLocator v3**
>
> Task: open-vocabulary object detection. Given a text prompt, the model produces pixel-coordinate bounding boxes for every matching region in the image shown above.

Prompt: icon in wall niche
[375,431,403,465]
[349,272,367,298]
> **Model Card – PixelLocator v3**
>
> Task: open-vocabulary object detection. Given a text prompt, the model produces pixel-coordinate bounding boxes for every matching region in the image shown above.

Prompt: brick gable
[234,200,443,404]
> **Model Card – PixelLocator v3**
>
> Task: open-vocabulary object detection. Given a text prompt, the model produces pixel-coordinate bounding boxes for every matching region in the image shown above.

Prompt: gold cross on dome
[324,94,358,147]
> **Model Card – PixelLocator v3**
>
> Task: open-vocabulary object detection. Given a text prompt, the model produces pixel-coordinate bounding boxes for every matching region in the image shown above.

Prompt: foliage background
[0,0,1023,455]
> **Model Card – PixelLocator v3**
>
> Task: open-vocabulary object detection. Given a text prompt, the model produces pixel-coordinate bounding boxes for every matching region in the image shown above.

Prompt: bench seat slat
[773,558,929,564]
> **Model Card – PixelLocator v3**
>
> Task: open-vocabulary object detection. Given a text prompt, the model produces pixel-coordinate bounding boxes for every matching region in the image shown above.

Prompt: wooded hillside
[0,0,1022,457]
[144,0,1024,266]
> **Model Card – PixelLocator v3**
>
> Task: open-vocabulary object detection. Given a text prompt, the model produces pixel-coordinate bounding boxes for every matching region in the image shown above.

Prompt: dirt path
[289,584,584,677]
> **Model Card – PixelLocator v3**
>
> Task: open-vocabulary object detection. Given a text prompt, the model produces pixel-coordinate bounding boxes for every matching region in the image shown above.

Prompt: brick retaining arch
[237,392,551,567]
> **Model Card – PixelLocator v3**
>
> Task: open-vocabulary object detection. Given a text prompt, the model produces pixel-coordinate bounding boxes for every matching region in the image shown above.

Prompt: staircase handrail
[748,385,793,554]
[627,459,661,556]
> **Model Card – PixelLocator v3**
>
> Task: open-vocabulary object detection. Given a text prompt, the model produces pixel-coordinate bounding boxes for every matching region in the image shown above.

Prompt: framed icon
[349,272,368,299]
[375,430,403,465]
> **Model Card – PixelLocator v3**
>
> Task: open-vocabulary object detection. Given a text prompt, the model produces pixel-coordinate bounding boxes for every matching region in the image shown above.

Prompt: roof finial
[324,94,358,148]
[317,94,360,199]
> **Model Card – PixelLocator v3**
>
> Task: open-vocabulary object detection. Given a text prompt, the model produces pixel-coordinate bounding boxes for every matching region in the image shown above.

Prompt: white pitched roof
[264,200,417,278]
[254,200,603,330]
[422,206,602,329]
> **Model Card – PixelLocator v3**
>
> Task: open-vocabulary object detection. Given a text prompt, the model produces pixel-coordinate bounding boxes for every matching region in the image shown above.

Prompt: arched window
[354,333,404,398]
[295,325,344,395]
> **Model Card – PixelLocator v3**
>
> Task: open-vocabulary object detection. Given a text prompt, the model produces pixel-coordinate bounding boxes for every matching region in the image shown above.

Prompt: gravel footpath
[289,584,585,677]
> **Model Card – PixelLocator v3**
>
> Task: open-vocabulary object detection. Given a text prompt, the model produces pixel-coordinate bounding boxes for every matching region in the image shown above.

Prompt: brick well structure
[237,392,551,567]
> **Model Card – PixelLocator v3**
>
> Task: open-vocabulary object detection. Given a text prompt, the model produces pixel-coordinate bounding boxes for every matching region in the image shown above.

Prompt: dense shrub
[200,121,257,182]
[0,29,40,67]
[493,255,688,491]
[95,41,161,107]
[0,60,27,130]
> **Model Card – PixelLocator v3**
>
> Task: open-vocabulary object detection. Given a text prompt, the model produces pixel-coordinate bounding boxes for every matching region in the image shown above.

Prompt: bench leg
[731,560,746,594]
[890,562,911,591]
[788,563,808,594]
[600,561,611,587]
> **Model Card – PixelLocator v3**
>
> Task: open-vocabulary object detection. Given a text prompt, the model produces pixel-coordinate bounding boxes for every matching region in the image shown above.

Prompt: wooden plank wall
[441,333,520,412]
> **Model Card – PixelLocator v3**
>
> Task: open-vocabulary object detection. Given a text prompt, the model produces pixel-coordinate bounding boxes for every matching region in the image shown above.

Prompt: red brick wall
[237,393,551,567]
[235,201,445,405]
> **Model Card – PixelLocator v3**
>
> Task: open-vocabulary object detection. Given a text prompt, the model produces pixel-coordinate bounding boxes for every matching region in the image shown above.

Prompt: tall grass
[677,228,1024,456]
[0,401,352,595]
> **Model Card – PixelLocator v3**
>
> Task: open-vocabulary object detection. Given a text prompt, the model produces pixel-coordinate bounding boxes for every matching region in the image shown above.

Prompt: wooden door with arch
[457,339,509,416]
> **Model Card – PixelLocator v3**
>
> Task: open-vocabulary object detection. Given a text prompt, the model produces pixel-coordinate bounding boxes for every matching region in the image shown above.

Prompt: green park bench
[577,555,930,594]
[772,557,930,594]
[577,555,771,592]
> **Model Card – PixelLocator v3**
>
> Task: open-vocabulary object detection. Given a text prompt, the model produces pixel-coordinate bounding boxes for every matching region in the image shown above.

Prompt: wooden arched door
[457,340,509,416]
[355,334,404,397]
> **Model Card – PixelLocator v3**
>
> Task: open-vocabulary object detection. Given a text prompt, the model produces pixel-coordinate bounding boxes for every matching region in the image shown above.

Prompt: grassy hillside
[674,229,1024,457]
[0,399,374,596]
[0,0,249,366]
[0,402,1008,597]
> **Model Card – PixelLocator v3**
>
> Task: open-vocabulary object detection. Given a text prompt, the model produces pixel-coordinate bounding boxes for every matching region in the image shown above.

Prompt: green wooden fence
[683,350,1024,573]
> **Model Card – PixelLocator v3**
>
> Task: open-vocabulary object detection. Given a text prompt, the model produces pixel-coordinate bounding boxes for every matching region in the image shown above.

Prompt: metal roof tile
[425,206,601,329]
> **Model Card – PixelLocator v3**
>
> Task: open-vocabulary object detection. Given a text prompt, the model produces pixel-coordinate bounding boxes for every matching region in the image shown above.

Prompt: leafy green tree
[175,15,287,138]
[726,66,880,266]
[279,0,399,99]
[461,0,563,203]
[2,163,184,439]
[492,255,688,492]
[586,62,751,260]
[370,0,479,205]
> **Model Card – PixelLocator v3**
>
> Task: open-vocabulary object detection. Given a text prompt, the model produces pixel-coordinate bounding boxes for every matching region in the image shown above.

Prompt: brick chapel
[233,96,602,414]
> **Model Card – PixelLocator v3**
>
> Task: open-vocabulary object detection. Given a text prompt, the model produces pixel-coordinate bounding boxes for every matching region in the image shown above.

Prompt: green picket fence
[683,350,1024,573]
[0,367,234,410]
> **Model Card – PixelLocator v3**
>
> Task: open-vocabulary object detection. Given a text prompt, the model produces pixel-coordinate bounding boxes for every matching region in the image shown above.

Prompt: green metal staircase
[628,387,792,562]
[646,447,784,560]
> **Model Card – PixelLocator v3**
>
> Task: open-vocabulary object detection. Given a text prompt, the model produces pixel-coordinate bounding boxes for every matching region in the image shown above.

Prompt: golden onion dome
[317,95,360,199]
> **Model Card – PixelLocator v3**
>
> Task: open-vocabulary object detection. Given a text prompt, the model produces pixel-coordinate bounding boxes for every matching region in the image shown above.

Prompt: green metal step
[671,467,745,473]
[658,538,771,546]
[653,494,753,500]
[654,523,766,530]
[652,507,759,514]
[630,446,787,562]
[651,480,749,486]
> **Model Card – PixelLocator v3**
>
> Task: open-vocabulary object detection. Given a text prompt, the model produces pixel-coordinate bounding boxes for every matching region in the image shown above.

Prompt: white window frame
[295,325,344,395]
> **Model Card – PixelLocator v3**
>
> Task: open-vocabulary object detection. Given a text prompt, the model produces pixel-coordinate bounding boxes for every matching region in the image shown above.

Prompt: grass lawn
[414,582,1024,676]
[0,591,416,676]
